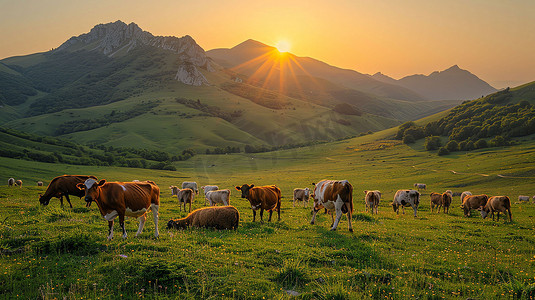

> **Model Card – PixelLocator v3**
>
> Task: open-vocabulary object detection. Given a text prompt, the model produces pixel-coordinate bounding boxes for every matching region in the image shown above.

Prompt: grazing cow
[293,188,310,207]
[480,196,512,222]
[235,184,281,222]
[39,175,98,208]
[182,182,199,195]
[445,190,453,196]
[392,190,420,217]
[37,181,43,187]
[430,192,442,213]
[364,190,381,214]
[15,180,22,188]
[167,206,239,230]
[77,179,160,240]
[201,185,219,205]
[518,195,530,202]
[441,192,452,214]
[205,189,231,206]
[460,191,472,203]
[414,183,426,191]
[310,180,354,232]
[8,178,15,187]
[175,188,194,213]
[460,194,488,217]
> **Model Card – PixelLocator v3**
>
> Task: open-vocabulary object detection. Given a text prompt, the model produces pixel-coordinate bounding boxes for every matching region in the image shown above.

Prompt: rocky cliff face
[56,20,215,85]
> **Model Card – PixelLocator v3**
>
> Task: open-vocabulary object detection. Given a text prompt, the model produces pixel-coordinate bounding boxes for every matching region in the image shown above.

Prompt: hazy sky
[1,0,533,88]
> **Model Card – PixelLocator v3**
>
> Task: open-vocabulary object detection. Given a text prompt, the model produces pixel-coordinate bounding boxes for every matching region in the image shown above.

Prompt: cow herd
[5,175,530,240]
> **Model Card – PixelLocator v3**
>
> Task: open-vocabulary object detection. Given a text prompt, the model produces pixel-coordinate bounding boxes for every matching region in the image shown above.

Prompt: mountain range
[0,21,499,153]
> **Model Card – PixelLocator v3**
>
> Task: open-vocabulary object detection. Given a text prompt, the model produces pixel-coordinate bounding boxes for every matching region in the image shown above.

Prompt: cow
[364,190,381,214]
[392,189,420,217]
[460,191,472,203]
[310,180,353,232]
[174,188,194,213]
[460,194,488,217]
[235,184,281,222]
[37,181,43,187]
[15,180,22,188]
[441,192,452,214]
[182,182,199,195]
[39,175,98,208]
[480,196,512,222]
[8,178,15,187]
[293,188,310,207]
[414,183,426,191]
[518,195,530,202]
[430,192,442,213]
[77,179,160,240]
[201,185,219,205]
[205,189,231,206]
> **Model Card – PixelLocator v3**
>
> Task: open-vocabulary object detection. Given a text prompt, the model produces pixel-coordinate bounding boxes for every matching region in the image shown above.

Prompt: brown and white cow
[460,194,488,217]
[480,196,512,221]
[364,190,381,214]
[392,189,420,217]
[310,180,354,232]
[77,179,160,240]
[170,186,193,212]
[235,184,281,222]
[205,189,231,206]
[39,175,98,208]
[293,188,310,207]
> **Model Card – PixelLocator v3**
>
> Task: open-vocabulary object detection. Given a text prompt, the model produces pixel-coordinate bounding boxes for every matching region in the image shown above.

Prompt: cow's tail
[345,182,354,214]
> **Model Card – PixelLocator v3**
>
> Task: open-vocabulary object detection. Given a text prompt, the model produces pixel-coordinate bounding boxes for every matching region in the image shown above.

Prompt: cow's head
[392,202,399,212]
[235,184,254,198]
[304,187,310,197]
[77,179,106,207]
[170,186,179,196]
[167,219,187,229]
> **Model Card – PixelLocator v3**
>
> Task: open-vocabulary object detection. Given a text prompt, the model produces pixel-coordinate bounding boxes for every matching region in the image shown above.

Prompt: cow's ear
[76,183,85,190]
[235,186,241,191]
[364,190,368,194]
[311,182,316,186]
[98,179,106,186]
[250,184,254,188]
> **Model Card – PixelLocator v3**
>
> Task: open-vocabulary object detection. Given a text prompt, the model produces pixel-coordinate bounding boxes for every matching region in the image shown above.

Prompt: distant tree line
[396,89,535,155]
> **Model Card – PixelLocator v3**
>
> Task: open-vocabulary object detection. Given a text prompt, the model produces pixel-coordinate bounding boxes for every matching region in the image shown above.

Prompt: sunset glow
[275,40,291,53]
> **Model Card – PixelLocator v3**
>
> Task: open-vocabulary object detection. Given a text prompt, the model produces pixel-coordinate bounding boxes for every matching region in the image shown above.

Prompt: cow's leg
[151,204,159,238]
[331,209,343,231]
[107,221,114,240]
[507,209,512,222]
[401,206,405,215]
[268,210,273,222]
[310,209,319,225]
[346,203,353,232]
[119,215,127,239]
[64,194,73,208]
[293,198,296,207]
[412,205,418,217]
[252,209,256,222]
[223,199,228,206]
[59,195,64,207]
[188,202,191,213]
[260,209,266,223]
[276,200,281,221]
[136,214,146,237]
[496,211,499,221]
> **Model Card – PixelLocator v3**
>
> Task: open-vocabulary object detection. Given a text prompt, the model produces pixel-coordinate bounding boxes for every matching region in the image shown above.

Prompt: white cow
[392,189,420,217]
[201,185,219,205]
[518,195,530,202]
[205,189,231,206]
[182,182,199,195]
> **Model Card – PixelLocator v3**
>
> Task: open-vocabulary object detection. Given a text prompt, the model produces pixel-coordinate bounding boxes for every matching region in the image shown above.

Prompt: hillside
[372,65,498,100]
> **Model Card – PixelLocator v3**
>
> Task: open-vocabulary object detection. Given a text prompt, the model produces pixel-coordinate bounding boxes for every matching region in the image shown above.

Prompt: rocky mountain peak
[56,20,216,85]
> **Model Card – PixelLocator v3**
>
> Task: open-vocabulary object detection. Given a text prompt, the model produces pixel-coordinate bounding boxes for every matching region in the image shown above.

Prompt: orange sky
[1,0,533,88]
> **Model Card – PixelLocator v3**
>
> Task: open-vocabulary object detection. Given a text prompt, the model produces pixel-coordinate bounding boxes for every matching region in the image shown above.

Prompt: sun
[275,40,291,53]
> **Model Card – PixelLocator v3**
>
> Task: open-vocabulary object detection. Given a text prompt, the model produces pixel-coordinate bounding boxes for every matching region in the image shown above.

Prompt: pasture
[1,135,535,299]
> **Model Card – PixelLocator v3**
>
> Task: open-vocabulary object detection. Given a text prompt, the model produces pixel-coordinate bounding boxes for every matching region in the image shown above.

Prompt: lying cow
[364,190,381,214]
[77,179,160,239]
[310,180,354,232]
[293,188,310,207]
[167,206,239,230]
[392,189,420,217]
[414,183,426,191]
[480,196,512,222]
[235,184,281,222]
[39,175,98,208]
[205,189,231,206]
[460,194,488,217]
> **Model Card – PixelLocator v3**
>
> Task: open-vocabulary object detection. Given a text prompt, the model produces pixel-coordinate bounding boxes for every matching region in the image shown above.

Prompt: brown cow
[235,184,281,222]
[364,190,380,214]
[293,188,310,207]
[77,179,160,240]
[430,192,442,213]
[15,180,22,188]
[39,175,97,208]
[480,196,512,222]
[310,180,354,232]
[441,192,452,214]
[460,194,488,217]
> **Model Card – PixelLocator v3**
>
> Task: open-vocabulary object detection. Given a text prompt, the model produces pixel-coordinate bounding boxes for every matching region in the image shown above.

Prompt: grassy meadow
[1,134,535,299]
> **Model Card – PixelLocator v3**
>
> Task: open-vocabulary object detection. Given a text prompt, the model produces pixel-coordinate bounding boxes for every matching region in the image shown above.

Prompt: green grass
[1,133,535,298]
